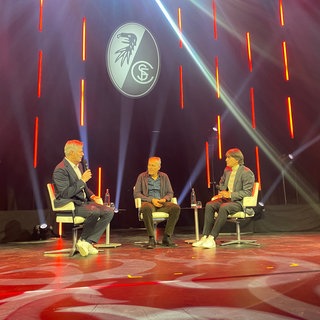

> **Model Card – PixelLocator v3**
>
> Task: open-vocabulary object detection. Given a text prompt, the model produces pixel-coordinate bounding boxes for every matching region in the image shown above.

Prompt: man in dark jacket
[53,140,114,256]
[134,157,180,249]
[193,148,255,249]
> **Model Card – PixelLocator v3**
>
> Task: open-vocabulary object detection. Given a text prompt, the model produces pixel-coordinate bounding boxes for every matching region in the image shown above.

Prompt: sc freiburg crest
[106,23,160,98]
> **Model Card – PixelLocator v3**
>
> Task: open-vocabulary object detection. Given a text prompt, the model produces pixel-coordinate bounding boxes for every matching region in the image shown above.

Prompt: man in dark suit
[53,140,114,256]
[193,148,255,248]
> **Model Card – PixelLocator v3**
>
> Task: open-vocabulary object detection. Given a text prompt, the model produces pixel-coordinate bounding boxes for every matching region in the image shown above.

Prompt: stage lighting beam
[155,0,319,211]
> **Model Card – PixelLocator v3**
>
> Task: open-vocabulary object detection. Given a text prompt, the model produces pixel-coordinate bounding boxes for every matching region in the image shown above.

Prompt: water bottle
[190,188,197,207]
[104,188,111,207]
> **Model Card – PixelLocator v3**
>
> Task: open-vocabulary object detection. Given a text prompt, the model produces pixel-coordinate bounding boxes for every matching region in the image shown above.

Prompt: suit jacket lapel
[225,169,231,188]
[233,166,244,191]
[64,158,79,182]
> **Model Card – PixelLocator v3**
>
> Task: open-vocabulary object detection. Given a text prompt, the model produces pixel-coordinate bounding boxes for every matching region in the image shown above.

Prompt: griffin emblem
[115,33,137,67]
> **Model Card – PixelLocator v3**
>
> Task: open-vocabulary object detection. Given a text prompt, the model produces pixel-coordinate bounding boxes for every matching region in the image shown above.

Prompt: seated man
[134,157,180,249]
[53,139,114,257]
[193,148,255,248]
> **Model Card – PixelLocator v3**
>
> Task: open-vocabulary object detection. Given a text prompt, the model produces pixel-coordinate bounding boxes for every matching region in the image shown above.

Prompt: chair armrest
[135,198,142,209]
[171,197,177,204]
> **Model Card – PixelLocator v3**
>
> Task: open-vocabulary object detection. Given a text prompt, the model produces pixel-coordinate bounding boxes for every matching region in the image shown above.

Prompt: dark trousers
[203,198,242,239]
[140,202,180,237]
[76,202,114,243]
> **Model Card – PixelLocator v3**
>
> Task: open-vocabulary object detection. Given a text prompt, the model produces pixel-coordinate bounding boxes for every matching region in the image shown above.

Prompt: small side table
[95,208,124,248]
[183,205,201,243]
[95,224,121,248]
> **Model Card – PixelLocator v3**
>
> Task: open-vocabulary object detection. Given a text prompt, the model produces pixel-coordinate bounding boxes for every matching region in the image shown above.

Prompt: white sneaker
[76,239,89,256]
[202,235,216,248]
[87,243,99,255]
[192,236,208,247]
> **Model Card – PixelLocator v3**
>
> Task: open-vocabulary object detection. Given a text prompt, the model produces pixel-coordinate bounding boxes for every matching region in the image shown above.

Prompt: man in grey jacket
[193,148,255,249]
[134,157,180,249]
[53,140,114,256]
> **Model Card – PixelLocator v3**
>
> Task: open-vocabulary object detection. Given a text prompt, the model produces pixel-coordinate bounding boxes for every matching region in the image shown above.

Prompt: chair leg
[154,222,159,242]
[44,224,83,256]
[69,225,80,257]
[220,221,260,246]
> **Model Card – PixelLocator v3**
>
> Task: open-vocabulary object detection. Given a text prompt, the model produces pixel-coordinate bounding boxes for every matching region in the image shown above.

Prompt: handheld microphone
[82,158,89,171]
[214,182,220,191]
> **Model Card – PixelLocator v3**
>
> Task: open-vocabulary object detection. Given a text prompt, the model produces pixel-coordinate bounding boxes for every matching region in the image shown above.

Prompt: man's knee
[171,204,180,216]
[101,208,114,219]
[141,203,153,214]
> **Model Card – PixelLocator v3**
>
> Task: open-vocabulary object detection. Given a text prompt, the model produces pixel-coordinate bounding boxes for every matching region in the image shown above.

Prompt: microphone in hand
[82,158,89,171]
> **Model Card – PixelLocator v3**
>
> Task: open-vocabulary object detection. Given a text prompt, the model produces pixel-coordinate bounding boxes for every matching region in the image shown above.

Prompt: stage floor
[1,228,319,320]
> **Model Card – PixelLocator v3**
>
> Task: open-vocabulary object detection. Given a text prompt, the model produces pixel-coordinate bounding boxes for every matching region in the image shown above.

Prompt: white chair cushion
[152,212,169,219]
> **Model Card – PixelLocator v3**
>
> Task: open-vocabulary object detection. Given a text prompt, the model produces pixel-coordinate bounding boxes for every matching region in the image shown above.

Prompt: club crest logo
[106,23,160,98]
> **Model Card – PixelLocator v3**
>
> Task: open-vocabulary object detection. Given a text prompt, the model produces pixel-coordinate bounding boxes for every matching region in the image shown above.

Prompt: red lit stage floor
[1,228,320,320]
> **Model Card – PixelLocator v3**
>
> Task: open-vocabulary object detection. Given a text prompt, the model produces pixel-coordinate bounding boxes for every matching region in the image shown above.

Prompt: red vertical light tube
[33,117,39,168]
[80,79,85,126]
[179,65,184,109]
[39,0,43,32]
[279,0,285,26]
[255,146,262,190]
[246,32,253,72]
[212,0,218,40]
[178,8,182,48]
[82,17,86,61]
[282,41,290,81]
[205,141,211,188]
[250,87,256,129]
[217,115,222,159]
[287,97,294,139]
[37,50,43,98]
[215,56,220,98]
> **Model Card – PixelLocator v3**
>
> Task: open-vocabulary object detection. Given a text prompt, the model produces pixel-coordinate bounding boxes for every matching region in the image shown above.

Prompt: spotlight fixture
[31,224,56,241]
[110,202,119,213]
[252,202,265,220]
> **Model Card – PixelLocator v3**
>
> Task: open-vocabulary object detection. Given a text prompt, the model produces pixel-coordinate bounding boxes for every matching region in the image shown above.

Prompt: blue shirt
[148,176,161,199]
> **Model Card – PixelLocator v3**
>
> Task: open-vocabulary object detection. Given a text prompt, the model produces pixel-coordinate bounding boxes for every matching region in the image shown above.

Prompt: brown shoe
[162,237,177,247]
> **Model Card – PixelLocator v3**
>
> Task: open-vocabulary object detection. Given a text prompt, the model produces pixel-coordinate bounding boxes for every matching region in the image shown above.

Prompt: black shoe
[162,237,177,247]
[146,237,156,249]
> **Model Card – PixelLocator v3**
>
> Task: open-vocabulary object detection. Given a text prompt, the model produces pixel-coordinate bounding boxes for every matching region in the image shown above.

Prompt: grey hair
[149,156,161,166]
[64,140,83,156]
